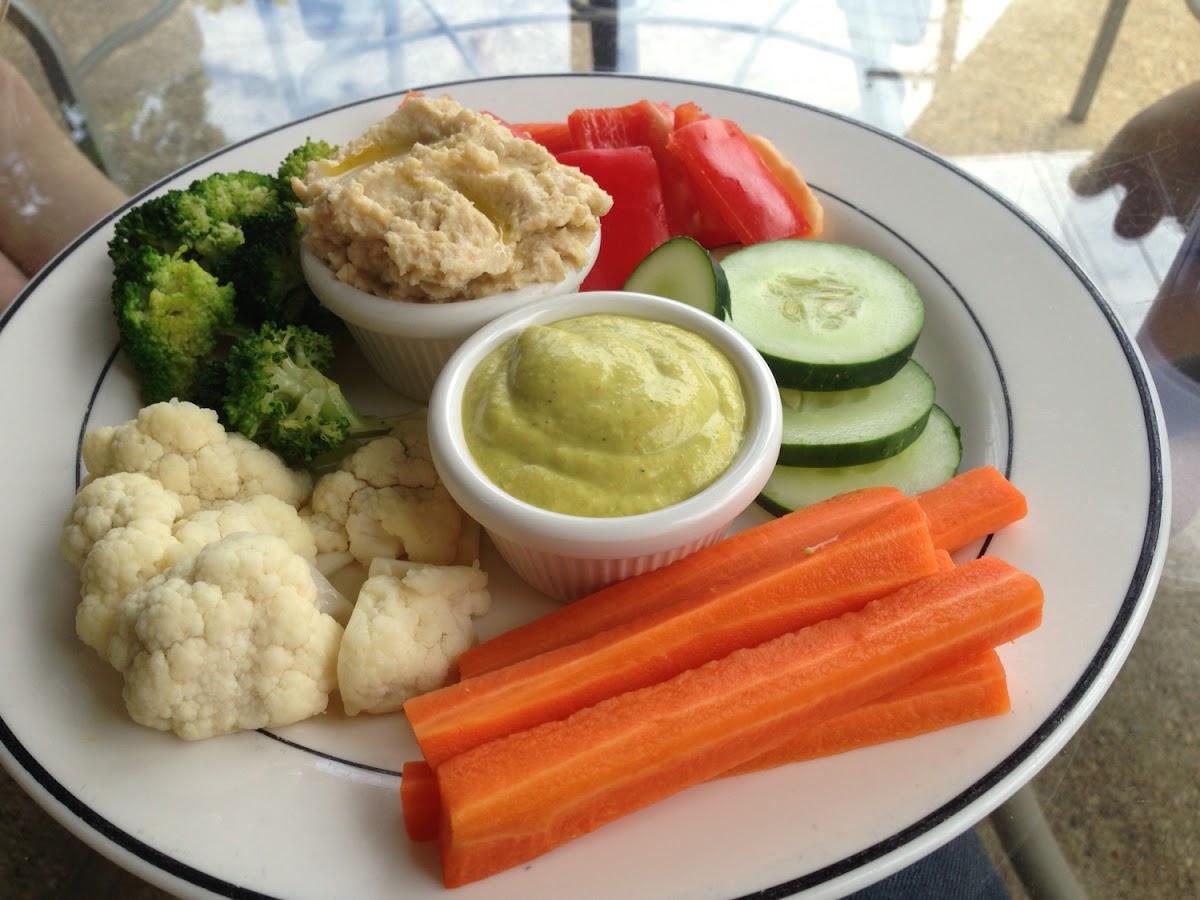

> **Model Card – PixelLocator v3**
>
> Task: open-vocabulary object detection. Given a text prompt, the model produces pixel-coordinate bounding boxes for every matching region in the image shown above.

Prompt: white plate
[0,75,1169,899]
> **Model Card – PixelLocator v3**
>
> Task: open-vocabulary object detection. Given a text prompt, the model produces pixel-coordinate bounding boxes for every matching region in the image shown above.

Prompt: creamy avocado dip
[462,314,747,517]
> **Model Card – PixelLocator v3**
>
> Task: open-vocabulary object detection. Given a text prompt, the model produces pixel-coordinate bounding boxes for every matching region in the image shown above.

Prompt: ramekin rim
[428,290,783,559]
[299,231,601,338]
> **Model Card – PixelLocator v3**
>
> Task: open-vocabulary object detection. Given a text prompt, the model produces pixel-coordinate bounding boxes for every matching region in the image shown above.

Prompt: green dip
[462,313,747,517]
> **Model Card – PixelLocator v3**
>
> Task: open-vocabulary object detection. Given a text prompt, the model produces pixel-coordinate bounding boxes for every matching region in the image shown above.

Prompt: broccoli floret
[220,323,388,466]
[108,171,285,274]
[276,138,338,200]
[108,189,235,272]
[111,245,238,405]
[213,206,337,331]
[187,170,283,225]
[189,357,233,416]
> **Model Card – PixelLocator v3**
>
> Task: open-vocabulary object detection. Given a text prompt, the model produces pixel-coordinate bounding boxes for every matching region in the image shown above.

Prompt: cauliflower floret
[77,518,183,657]
[305,411,472,572]
[173,494,317,560]
[60,472,185,568]
[77,495,319,665]
[81,400,313,515]
[336,561,491,716]
[108,532,344,740]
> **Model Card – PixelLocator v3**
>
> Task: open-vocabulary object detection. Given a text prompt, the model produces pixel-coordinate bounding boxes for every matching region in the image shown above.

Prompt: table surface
[1,1,1198,898]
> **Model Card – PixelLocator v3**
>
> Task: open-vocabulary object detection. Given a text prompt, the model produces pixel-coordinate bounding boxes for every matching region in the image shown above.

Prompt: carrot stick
[917,465,1028,553]
[457,468,1026,680]
[405,498,940,768]
[400,760,441,843]
[935,548,956,571]
[399,650,1009,844]
[456,485,906,678]
[723,649,1009,776]
[435,556,1043,886]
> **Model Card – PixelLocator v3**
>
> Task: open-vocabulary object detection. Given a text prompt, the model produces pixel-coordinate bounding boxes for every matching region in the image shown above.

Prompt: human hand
[1070,81,1200,239]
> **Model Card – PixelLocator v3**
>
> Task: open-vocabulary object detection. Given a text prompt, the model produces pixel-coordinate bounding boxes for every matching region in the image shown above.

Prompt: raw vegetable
[673,100,709,129]
[759,405,962,516]
[916,464,1029,554]
[335,562,491,716]
[80,399,313,517]
[745,133,825,241]
[667,117,816,246]
[109,245,238,406]
[401,760,441,842]
[404,498,940,767]
[457,467,1026,679]
[304,410,477,575]
[75,494,318,664]
[433,556,1044,887]
[106,532,344,741]
[723,649,1010,776]
[561,99,736,245]
[107,170,285,273]
[558,146,672,291]
[456,484,906,679]
[621,235,731,316]
[515,99,824,249]
[218,323,391,467]
[510,121,574,154]
[398,650,1009,842]
[566,99,672,150]
[723,239,926,391]
[777,359,936,467]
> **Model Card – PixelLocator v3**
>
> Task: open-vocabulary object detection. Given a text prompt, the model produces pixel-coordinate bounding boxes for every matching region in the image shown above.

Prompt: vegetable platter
[0,75,1169,900]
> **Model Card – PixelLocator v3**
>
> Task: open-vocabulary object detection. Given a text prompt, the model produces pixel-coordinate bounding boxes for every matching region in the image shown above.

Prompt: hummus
[293,96,612,303]
[461,314,747,517]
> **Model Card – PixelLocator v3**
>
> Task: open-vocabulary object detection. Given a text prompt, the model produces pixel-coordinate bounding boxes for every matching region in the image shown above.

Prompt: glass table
[1,1,1196,897]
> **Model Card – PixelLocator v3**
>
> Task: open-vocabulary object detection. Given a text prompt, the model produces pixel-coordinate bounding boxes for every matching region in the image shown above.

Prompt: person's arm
[0,57,126,283]
[1070,80,1200,239]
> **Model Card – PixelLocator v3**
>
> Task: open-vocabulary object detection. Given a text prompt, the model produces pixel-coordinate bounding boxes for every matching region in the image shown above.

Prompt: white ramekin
[427,290,784,602]
[300,232,600,403]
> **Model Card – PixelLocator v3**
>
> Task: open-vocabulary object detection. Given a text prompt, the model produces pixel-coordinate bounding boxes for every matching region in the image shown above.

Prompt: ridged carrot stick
[400,760,441,842]
[399,650,1009,844]
[456,485,906,679]
[723,649,1010,776]
[457,468,1026,680]
[435,555,1043,887]
[405,498,939,768]
[917,465,1028,553]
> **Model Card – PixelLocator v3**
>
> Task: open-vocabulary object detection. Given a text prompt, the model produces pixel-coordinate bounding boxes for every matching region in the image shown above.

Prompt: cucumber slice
[723,239,925,391]
[623,236,731,317]
[758,405,961,516]
[778,360,936,467]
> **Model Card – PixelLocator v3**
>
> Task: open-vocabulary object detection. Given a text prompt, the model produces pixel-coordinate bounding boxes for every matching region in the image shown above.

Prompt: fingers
[1069,153,1166,237]
[1112,180,1168,239]
[1069,154,1122,198]
[0,248,28,312]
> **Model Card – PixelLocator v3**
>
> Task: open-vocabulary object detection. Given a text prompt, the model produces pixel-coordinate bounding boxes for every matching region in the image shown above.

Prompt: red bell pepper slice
[667,117,813,245]
[563,101,738,247]
[642,103,738,247]
[673,101,709,129]
[566,100,673,150]
[558,146,672,292]
[510,121,576,155]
